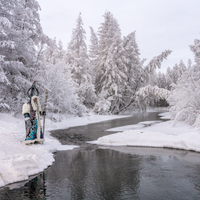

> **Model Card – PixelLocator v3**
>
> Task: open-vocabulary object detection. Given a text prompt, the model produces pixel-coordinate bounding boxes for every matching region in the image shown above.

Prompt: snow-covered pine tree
[165,60,186,90]
[156,71,167,89]
[168,37,200,126]
[190,38,200,65]
[89,26,99,84]
[0,0,46,113]
[188,59,193,68]
[144,50,172,85]
[89,27,99,62]
[122,31,142,105]
[168,66,200,126]
[66,13,96,107]
[95,11,127,113]
[114,50,172,114]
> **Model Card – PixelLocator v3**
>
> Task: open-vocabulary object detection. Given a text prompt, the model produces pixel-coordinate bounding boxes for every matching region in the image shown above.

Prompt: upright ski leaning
[22,82,47,145]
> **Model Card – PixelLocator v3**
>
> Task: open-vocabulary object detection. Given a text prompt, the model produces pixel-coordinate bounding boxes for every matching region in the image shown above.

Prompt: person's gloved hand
[42,111,46,116]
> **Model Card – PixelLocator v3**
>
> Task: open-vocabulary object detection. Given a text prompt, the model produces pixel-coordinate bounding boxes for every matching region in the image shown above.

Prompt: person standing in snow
[22,82,46,144]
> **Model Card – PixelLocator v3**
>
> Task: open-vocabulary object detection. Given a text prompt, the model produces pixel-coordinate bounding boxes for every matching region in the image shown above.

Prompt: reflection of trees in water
[0,173,46,200]
[45,148,142,199]
[93,149,141,199]
[193,164,200,196]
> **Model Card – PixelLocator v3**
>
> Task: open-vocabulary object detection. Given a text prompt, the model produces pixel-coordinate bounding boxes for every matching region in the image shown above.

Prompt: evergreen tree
[113,50,172,114]
[165,60,186,90]
[66,13,96,107]
[89,26,99,83]
[0,0,46,113]
[123,31,142,103]
[94,11,172,114]
[144,50,172,86]
[168,37,200,126]
[89,26,99,62]
[95,11,127,113]
[156,71,167,89]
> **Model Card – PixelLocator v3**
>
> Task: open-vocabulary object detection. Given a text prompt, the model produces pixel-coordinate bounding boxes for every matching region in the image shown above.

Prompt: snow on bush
[168,37,200,126]
[94,92,112,114]
[168,67,200,126]
[135,85,170,110]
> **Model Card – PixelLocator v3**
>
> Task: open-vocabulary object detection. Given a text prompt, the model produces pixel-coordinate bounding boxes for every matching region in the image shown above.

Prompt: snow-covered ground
[89,112,200,152]
[0,113,129,188]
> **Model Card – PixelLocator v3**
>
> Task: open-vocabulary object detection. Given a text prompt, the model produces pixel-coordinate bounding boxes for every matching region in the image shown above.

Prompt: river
[1,112,200,200]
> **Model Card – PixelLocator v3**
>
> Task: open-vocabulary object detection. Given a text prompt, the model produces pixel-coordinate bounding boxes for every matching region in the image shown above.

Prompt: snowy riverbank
[1,111,200,188]
[89,112,200,152]
[0,112,129,188]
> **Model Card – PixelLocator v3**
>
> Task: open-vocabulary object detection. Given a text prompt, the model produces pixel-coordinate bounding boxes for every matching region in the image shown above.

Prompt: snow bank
[89,118,200,152]
[0,113,129,188]
[0,113,78,188]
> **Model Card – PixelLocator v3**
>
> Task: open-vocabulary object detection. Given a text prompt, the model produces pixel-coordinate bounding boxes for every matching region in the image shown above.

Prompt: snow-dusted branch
[145,50,172,73]
[135,85,170,110]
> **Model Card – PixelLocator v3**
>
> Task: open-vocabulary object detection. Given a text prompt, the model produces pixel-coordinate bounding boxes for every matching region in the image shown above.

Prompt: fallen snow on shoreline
[89,113,200,152]
[0,113,130,188]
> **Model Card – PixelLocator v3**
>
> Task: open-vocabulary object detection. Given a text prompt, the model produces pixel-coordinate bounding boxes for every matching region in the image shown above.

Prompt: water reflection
[44,148,141,200]
[0,173,46,200]
[104,146,200,200]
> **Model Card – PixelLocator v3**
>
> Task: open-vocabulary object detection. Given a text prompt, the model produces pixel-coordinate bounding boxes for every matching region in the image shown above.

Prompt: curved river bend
[1,112,200,200]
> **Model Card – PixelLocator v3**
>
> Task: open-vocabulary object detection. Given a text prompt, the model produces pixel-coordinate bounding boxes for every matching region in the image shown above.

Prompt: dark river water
[1,112,200,200]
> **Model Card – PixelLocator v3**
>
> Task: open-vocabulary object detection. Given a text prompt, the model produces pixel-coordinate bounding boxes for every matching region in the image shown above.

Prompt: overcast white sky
[38,0,200,72]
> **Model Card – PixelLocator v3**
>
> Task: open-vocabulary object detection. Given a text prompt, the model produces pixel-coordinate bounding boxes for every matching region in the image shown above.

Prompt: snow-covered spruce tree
[114,50,172,114]
[89,27,99,61]
[66,13,96,108]
[41,38,86,117]
[88,26,99,84]
[168,38,200,126]
[95,11,127,114]
[94,11,172,114]
[145,50,172,85]
[165,60,187,90]
[0,0,46,113]
[122,31,142,105]
[155,71,167,89]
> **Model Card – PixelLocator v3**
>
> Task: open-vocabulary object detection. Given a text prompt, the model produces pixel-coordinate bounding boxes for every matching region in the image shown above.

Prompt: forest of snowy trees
[1,0,200,126]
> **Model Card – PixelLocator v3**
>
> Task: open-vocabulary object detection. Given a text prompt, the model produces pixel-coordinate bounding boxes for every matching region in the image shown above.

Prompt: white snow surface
[0,113,129,188]
[89,112,200,152]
